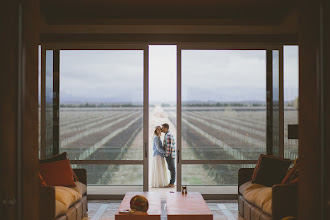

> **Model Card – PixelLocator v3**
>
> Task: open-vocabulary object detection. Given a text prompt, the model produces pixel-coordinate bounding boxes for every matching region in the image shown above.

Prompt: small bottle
[182,186,187,194]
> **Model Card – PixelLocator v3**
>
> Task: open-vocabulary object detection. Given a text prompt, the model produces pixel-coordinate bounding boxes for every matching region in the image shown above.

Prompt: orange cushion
[290,177,298,184]
[281,162,299,184]
[38,171,47,186]
[39,152,67,164]
[252,154,263,180]
[39,159,76,187]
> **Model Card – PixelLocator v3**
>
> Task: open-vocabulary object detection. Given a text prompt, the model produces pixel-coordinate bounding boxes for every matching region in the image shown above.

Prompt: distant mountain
[182,86,266,102]
[58,85,297,105]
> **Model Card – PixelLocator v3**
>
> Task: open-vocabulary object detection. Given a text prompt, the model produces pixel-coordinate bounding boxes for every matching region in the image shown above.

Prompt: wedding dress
[151,155,168,187]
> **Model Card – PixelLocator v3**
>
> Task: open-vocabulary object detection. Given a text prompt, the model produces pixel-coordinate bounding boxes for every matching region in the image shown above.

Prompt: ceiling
[41,0,295,25]
[40,0,297,44]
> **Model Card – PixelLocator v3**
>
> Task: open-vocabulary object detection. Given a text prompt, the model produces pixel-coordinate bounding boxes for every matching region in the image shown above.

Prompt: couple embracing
[151,123,176,188]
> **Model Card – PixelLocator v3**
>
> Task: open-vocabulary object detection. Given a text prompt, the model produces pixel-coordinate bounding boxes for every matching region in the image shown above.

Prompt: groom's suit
[164,130,176,185]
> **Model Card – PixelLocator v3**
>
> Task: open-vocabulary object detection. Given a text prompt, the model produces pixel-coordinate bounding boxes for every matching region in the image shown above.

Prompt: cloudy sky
[57,45,298,104]
[182,49,266,103]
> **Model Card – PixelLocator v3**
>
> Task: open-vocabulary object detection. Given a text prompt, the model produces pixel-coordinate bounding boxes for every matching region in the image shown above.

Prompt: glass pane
[181,50,266,160]
[148,45,177,188]
[73,164,143,185]
[272,50,280,156]
[38,45,41,157]
[45,50,54,157]
[284,46,299,160]
[59,50,144,160]
[182,164,254,185]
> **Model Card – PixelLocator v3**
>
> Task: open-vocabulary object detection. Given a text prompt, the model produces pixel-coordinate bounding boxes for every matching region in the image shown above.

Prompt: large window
[182,164,253,185]
[40,48,147,189]
[38,45,41,157]
[59,50,144,186]
[59,50,144,162]
[182,50,266,161]
[75,164,143,185]
[284,46,299,159]
[180,49,267,187]
[44,50,54,157]
[39,44,294,194]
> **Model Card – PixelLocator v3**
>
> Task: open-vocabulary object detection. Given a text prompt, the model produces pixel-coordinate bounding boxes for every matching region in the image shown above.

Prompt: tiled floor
[82,200,244,220]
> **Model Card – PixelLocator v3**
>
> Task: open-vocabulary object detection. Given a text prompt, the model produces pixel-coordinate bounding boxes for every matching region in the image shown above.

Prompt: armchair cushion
[55,186,82,209]
[239,181,252,195]
[69,181,87,196]
[252,155,291,187]
[39,152,80,182]
[39,159,76,187]
[55,200,67,217]
[243,183,272,215]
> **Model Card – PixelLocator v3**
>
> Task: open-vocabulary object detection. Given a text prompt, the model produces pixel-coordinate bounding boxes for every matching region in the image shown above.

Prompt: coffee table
[115,192,161,220]
[166,192,213,220]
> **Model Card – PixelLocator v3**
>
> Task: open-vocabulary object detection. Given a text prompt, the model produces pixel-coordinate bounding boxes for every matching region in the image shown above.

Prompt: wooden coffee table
[166,192,213,220]
[115,192,161,220]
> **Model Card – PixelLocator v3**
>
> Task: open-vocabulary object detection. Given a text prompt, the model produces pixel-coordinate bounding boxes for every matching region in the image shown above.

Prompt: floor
[82,200,244,220]
[88,186,237,197]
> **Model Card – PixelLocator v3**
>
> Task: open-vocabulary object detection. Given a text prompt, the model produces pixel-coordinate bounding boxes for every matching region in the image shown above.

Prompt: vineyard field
[54,106,298,186]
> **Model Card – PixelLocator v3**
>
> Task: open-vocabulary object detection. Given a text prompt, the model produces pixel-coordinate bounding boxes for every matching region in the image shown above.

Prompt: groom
[161,123,176,188]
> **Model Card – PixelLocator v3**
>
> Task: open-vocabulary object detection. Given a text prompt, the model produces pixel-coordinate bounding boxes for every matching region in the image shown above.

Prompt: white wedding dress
[151,135,168,187]
[151,155,168,187]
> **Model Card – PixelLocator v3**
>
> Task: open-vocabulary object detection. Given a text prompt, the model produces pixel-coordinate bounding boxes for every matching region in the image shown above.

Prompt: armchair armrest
[73,168,87,185]
[272,184,298,220]
[238,168,254,187]
[39,185,55,220]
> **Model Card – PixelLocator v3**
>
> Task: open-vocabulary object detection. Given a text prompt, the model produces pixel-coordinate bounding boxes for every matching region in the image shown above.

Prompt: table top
[166,192,212,215]
[117,192,161,216]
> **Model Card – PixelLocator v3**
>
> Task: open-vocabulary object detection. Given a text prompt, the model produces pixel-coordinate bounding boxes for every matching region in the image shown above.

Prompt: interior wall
[0,0,19,217]
[0,0,40,219]
[39,3,298,45]
[326,0,330,216]
[298,0,330,219]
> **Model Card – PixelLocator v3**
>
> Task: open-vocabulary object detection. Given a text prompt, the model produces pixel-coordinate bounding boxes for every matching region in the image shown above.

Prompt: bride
[151,126,168,187]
